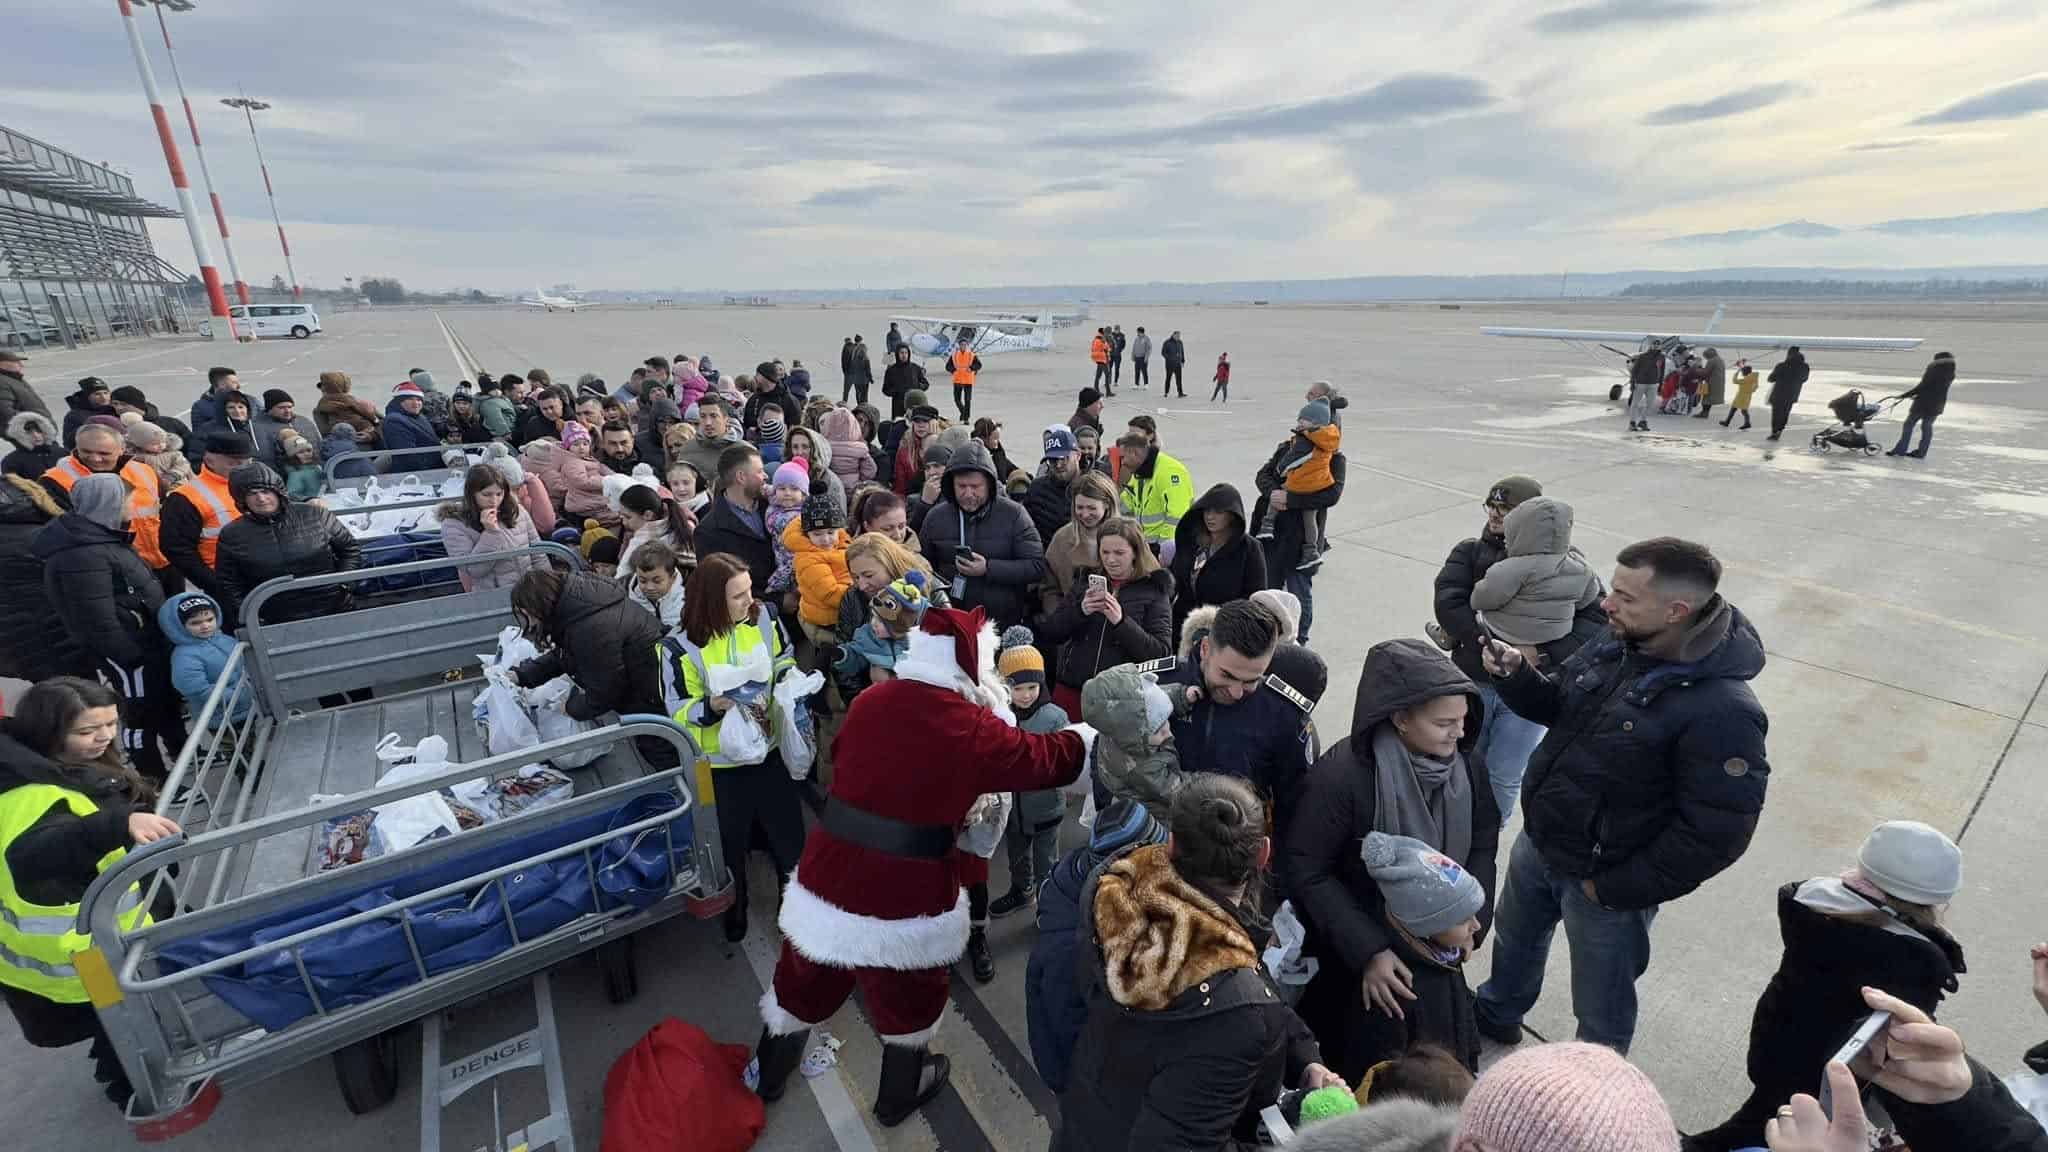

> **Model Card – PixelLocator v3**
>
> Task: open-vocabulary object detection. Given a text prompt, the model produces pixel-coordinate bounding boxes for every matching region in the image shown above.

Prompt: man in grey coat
[1129,327,1153,392]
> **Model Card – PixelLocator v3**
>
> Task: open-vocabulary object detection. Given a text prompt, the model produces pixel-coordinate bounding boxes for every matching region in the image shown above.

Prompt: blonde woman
[1041,471,1118,617]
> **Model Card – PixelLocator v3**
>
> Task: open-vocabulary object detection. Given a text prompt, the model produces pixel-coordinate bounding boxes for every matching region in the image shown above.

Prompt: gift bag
[478,667,541,757]
[717,701,771,766]
[369,734,463,853]
[600,1018,763,1152]
[770,669,825,779]
[956,792,1012,859]
[529,675,602,769]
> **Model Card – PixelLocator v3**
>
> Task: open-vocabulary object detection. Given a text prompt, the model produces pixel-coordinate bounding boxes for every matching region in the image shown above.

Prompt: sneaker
[1295,553,1324,573]
[990,889,1034,919]
[1255,527,1276,541]
[1423,622,1457,652]
[1474,1012,1525,1046]
[966,929,995,983]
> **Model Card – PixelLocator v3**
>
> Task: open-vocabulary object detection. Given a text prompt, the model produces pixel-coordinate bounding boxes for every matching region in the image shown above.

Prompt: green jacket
[1081,665,1184,812]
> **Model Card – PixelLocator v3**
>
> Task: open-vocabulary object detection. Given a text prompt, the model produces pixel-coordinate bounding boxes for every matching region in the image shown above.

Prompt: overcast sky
[10,0,2048,290]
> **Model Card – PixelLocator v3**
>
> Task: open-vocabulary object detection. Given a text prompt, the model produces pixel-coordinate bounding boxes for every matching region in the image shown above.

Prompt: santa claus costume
[754,605,1090,1126]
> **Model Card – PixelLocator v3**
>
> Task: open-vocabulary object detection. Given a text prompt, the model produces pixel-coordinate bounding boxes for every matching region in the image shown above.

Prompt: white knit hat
[1857,820,1962,906]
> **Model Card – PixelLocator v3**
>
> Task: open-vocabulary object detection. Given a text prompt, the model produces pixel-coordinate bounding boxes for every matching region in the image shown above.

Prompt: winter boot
[1423,621,1457,652]
[989,888,1034,918]
[754,1026,811,1102]
[966,927,995,983]
[874,1046,952,1128]
[1740,413,1752,429]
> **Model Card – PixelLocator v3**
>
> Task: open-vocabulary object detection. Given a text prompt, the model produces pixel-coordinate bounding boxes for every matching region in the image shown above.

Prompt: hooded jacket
[784,518,851,627]
[512,572,665,721]
[1160,335,1185,367]
[1283,638,1498,1078]
[1434,521,1608,683]
[1702,349,1728,406]
[249,408,321,471]
[789,432,847,515]
[819,408,876,492]
[880,356,929,417]
[438,500,545,592]
[0,364,54,425]
[554,444,615,528]
[1900,354,1956,416]
[33,509,163,667]
[159,592,252,723]
[1494,595,1770,910]
[1039,567,1175,690]
[1170,483,1267,640]
[313,379,382,439]
[1079,665,1184,812]
[379,396,443,472]
[1282,1100,1461,1152]
[1767,350,1810,405]
[3,412,63,480]
[741,382,801,446]
[321,425,375,480]
[214,462,360,624]
[0,476,94,682]
[1054,843,1320,1151]
[1468,498,1601,648]
[918,441,1047,629]
[60,383,117,450]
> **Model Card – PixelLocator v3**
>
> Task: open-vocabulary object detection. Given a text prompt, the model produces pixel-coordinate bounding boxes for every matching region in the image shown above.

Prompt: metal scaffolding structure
[1,123,193,349]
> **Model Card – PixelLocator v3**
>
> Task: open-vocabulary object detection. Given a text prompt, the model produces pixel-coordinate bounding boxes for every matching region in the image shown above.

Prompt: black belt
[821,800,955,861]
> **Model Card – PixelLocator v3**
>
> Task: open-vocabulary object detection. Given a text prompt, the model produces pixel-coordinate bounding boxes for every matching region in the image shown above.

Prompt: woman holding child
[1281,638,1501,1082]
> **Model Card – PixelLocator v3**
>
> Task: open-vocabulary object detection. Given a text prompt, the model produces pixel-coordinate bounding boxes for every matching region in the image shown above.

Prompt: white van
[227,303,322,339]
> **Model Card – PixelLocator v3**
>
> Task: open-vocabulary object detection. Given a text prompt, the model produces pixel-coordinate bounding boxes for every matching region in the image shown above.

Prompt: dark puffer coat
[1767,349,1810,406]
[511,572,662,721]
[33,510,163,668]
[694,493,777,600]
[0,476,94,681]
[214,462,361,624]
[1496,596,1769,911]
[1170,483,1267,641]
[1283,639,1499,1080]
[1901,353,1956,416]
[918,441,1047,629]
[1035,567,1174,691]
[1022,468,1073,543]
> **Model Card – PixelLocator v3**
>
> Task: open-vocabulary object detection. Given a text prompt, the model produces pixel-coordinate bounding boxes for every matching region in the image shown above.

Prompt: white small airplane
[1482,305,1922,397]
[893,315,1056,358]
[978,302,1091,328]
[521,286,596,312]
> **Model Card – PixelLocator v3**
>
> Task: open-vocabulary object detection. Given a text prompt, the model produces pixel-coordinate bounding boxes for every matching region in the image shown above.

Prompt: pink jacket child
[556,421,617,529]
[520,437,569,517]
[482,445,557,537]
[819,407,877,492]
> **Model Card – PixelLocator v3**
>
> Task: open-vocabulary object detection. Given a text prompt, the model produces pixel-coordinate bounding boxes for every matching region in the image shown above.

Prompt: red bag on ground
[600,1018,764,1152]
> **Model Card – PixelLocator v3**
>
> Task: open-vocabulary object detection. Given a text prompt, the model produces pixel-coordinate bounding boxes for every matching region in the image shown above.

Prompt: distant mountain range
[584,265,2048,304]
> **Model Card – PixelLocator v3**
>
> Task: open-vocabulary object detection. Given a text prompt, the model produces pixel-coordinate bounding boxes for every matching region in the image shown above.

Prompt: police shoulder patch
[1264,674,1314,714]
[1130,656,1178,675]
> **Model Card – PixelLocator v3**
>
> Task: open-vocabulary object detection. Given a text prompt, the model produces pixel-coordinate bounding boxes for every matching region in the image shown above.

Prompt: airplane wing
[1480,326,1922,353]
[888,314,971,326]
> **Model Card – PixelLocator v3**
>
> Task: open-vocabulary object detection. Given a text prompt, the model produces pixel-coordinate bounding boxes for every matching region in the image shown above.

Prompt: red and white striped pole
[224,95,300,300]
[151,1,247,304]
[117,0,236,338]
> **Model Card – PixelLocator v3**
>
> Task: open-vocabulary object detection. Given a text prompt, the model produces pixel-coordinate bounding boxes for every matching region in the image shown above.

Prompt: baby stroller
[1810,389,1896,454]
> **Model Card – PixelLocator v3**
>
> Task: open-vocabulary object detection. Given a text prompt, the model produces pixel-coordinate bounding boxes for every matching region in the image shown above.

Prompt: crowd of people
[0,334,2041,1151]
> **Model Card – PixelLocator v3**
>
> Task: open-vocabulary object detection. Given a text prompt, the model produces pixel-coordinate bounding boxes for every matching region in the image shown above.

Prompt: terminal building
[1,123,191,350]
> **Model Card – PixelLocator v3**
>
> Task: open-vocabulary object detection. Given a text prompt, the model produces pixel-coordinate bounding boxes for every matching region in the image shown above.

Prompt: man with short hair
[1304,380,1348,427]
[678,397,744,483]
[188,365,243,450]
[1068,388,1104,437]
[919,440,1046,630]
[1129,326,1152,392]
[1251,429,1345,644]
[1474,537,1768,1054]
[0,347,54,425]
[1150,598,1312,836]
[694,444,776,597]
[599,420,643,476]
[161,430,254,600]
[1023,425,1081,541]
[1114,430,1192,559]
[743,362,801,445]
[37,422,175,586]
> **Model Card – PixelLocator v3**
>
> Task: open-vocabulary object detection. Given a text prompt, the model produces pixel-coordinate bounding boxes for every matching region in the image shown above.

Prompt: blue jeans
[1476,683,1545,823]
[1284,569,1314,644]
[1475,835,1657,1053]
[1891,412,1935,455]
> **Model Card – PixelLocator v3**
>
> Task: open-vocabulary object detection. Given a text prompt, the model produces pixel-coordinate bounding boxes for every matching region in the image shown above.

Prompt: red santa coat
[777,621,1089,971]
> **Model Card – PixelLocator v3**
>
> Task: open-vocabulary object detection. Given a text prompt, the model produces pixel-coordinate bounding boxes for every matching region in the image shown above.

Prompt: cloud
[1661,208,2048,245]
[1845,137,1940,152]
[1661,220,1844,246]
[1644,82,1805,125]
[802,185,907,209]
[1913,74,2048,124]
[1092,73,1493,147]
[1533,0,1710,33]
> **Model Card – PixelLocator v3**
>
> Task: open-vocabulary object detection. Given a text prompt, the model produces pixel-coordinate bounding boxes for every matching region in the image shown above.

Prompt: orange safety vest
[169,468,239,569]
[950,346,978,388]
[1090,336,1109,364]
[40,457,168,569]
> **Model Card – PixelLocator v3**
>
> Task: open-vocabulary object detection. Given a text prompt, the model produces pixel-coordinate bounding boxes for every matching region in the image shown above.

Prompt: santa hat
[392,380,426,400]
[895,605,1013,724]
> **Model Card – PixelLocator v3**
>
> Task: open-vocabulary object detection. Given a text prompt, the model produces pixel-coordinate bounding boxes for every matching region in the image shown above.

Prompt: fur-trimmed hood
[1092,843,1259,1012]
[1280,1099,1460,1152]
[7,411,59,450]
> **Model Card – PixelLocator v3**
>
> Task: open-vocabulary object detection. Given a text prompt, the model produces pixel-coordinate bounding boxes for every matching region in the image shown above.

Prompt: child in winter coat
[1256,398,1341,571]
[834,570,929,691]
[1362,831,1486,1071]
[627,539,687,633]
[819,406,877,493]
[160,593,253,725]
[122,418,193,490]
[990,628,1070,918]
[1721,358,1759,429]
[1466,496,1601,666]
[321,421,375,480]
[3,412,63,479]
[555,420,616,530]
[1079,664,1184,814]
[1210,352,1231,402]
[788,490,851,645]
[763,461,810,595]
[276,430,325,501]
[1686,820,1968,1152]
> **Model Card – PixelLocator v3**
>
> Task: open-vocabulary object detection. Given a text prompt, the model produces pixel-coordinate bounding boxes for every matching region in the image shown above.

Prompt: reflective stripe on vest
[172,471,237,566]
[661,607,780,766]
[120,461,167,569]
[41,457,90,492]
[951,347,976,387]
[0,784,151,1003]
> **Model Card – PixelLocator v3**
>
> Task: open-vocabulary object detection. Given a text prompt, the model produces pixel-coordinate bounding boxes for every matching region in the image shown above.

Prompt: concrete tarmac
[6,297,2044,1146]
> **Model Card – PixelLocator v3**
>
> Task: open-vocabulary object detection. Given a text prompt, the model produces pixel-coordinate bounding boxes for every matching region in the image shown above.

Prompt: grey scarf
[1369,722,1473,867]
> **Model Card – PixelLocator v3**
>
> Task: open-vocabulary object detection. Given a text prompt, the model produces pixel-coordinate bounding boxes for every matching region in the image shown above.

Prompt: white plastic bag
[478,667,541,757]
[956,792,1013,859]
[369,734,464,852]
[2006,1070,2048,1132]
[1260,900,1320,999]
[531,675,602,769]
[718,703,771,766]
[704,642,773,695]
[771,669,825,778]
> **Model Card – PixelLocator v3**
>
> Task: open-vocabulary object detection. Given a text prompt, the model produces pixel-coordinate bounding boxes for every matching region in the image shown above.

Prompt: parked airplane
[894,315,1056,358]
[521,286,596,312]
[1482,305,1922,398]
[978,302,1090,328]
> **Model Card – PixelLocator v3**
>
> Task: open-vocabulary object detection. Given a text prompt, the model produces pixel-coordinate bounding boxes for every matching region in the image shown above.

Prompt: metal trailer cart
[324,447,486,495]
[75,544,735,1142]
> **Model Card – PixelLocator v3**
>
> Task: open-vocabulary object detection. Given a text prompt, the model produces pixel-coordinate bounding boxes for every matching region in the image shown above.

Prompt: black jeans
[1133,358,1149,388]
[953,384,973,422]
[1093,362,1112,390]
[1769,402,1793,438]
[1164,364,1183,394]
[1111,357,1122,383]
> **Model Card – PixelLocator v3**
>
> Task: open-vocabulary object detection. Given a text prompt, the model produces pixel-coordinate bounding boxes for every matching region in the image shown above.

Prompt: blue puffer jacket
[160,591,252,725]
[380,398,443,472]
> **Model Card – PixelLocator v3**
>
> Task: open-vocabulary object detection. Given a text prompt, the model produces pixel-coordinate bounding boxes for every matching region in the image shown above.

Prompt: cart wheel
[599,936,638,1004]
[1864,444,1881,455]
[333,1031,401,1115]
[1607,384,1623,402]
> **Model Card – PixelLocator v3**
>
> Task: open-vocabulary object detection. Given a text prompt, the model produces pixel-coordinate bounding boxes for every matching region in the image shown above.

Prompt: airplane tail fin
[1705,303,1725,335]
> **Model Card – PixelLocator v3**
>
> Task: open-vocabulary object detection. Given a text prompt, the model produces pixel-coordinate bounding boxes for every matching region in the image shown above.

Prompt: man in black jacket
[918,441,1046,630]
[742,362,801,445]
[1472,536,1768,1055]
[1249,439,1345,645]
[879,344,927,422]
[1765,345,1809,441]
[693,444,776,598]
[1888,350,1954,459]
[214,462,361,625]
[1022,425,1081,542]
[1159,332,1185,397]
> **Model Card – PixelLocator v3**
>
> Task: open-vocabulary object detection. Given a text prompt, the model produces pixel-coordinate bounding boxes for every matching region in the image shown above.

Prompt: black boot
[874,1046,951,1128]
[1741,413,1751,429]
[722,895,749,944]
[966,927,995,983]
[754,1026,810,1102]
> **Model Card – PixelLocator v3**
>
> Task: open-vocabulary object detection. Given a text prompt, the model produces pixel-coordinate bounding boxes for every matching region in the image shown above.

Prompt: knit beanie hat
[759,410,786,443]
[996,625,1045,686]
[1856,820,1962,905]
[869,570,930,630]
[125,419,170,453]
[922,440,955,470]
[69,472,128,531]
[578,518,615,558]
[111,385,150,408]
[903,389,930,412]
[772,460,809,491]
[801,489,844,532]
[1486,475,1543,510]
[1140,675,1173,735]
[560,421,591,451]
[392,379,426,401]
[1453,1042,1679,1152]
[409,369,437,392]
[261,388,294,413]
[175,594,216,624]
[587,535,621,566]
[1087,796,1167,857]
[1297,399,1333,428]
[1363,832,1484,939]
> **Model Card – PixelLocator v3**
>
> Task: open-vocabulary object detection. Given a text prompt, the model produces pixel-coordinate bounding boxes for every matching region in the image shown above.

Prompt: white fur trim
[759,985,820,1036]
[779,869,970,970]
[878,1019,943,1048]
